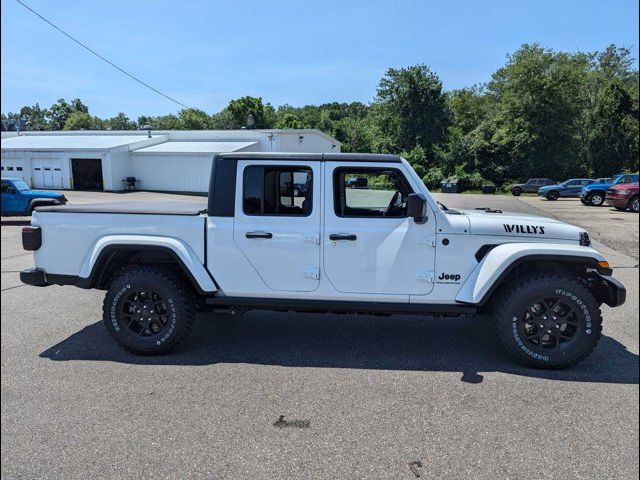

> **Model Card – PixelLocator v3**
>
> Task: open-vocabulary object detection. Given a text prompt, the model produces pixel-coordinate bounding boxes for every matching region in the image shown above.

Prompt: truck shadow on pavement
[40,311,639,384]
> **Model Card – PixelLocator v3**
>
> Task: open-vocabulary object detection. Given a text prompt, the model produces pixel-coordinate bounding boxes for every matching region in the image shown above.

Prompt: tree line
[3,43,638,187]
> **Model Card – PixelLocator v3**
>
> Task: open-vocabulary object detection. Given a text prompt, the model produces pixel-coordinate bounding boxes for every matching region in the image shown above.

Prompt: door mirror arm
[407,193,428,224]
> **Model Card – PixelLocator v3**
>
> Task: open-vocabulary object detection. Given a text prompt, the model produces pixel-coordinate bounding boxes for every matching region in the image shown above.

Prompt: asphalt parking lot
[1,191,638,479]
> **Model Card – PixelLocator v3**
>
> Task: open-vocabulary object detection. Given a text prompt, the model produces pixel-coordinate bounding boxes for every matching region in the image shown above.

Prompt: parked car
[510,178,556,196]
[605,183,639,213]
[1,177,67,216]
[346,176,368,189]
[579,173,640,206]
[20,152,625,369]
[538,178,595,201]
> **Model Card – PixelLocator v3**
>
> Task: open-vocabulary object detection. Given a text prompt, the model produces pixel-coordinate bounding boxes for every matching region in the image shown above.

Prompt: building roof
[131,141,257,154]
[0,135,159,151]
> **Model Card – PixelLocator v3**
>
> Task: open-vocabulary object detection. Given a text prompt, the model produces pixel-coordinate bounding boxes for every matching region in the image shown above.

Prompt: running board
[204,297,477,315]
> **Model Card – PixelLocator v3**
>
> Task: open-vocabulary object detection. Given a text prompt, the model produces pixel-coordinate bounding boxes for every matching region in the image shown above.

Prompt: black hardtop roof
[217,152,403,163]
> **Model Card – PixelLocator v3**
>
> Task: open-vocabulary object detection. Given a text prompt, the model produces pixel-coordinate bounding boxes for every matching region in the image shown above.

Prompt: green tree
[106,112,136,130]
[374,64,448,154]
[227,96,271,128]
[178,108,210,129]
[49,98,89,130]
[63,111,94,130]
[275,112,306,129]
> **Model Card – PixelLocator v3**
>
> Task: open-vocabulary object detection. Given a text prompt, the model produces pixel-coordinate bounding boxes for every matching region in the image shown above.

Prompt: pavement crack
[1,284,26,292]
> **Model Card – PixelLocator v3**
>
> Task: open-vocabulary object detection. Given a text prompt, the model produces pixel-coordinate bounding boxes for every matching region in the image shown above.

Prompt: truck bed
[35,200,207,216]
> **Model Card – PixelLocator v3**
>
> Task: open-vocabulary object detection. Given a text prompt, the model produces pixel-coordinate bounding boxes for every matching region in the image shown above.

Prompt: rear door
[233,160,321,292]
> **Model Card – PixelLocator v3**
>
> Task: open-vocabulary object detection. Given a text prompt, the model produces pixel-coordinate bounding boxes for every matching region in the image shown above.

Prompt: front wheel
[588,192,605,206]
[546,191,559,201]
[629,196,639,213]
[103,266,196,355]
[493,274,602,368]
[511,187,522,196]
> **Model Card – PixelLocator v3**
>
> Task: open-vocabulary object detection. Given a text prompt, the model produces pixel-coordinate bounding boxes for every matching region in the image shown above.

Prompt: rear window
[243,165,312,216]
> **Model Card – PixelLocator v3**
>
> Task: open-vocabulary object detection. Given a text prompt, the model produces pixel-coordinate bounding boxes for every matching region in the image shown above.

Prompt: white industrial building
[0,129,341,193]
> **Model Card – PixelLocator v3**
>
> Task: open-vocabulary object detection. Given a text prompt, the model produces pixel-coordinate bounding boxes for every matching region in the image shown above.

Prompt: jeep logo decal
[438,273,461,283]
[503,224,546,235]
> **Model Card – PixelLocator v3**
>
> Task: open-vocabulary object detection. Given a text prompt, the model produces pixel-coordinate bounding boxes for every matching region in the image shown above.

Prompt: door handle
[329,233,357,241]
[246,231,273,239]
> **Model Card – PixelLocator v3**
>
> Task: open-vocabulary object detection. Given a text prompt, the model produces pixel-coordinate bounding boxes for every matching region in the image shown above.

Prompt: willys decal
[503,224,546,235]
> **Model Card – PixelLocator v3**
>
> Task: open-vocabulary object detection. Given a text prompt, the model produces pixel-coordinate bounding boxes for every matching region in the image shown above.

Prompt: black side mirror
[407,193,427,224]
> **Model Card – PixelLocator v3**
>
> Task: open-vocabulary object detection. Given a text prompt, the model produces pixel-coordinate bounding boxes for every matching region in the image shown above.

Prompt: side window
[333,168,413,218]
[1,181,15,194]
[243,165,312,216]
[580,180,591,185]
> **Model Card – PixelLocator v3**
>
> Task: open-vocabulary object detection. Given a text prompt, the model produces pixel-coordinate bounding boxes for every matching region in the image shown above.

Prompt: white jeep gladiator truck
[20,153,626,368]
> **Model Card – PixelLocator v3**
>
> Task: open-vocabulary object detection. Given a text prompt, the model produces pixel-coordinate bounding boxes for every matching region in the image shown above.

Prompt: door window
[243,166,312,216]
[1,181,15,194]
[333,168,413,217]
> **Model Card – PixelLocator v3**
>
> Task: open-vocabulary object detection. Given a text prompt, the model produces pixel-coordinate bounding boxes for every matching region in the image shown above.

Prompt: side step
[205,296,477,315]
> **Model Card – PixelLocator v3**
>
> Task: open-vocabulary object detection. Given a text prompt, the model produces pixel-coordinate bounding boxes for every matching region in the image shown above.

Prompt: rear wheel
[511,187,522,197]
[103,266,196,355]
[493,274,602,368]
[588,192,605,206]
[546,191,559,201]
[629,196,639,213]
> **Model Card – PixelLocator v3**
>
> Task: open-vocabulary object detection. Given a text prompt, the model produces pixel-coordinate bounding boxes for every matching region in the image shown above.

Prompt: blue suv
[579,173,640,206]
[538,178,595,201]
[1,177,67,216]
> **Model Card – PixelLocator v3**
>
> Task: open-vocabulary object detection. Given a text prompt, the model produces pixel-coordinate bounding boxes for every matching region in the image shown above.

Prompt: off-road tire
[492,274,602,369]
[511,187,522,197]
[629,196,639,213]
[587,192,605,206]
[103,266,196,355]
[546,191,559,201]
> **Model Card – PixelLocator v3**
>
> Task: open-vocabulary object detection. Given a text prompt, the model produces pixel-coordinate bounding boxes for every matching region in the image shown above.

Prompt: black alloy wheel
[518,296,579,350]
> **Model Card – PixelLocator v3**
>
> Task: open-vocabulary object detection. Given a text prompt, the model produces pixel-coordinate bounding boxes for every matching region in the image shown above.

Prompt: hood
[583,180,616,191]
[24,190,65,199]
[538,184,563,192]
[460,209,585,242]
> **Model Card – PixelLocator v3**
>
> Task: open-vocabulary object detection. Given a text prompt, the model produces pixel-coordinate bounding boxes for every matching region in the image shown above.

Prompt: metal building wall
[130,153,213,192]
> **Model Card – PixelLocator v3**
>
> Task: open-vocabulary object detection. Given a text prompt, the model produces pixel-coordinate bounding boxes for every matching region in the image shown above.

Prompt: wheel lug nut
[547,329,552,333]
[539,324,544,328]
[555,324,560,328]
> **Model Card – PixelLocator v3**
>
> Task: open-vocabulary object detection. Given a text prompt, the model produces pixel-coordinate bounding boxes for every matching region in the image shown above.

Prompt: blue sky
[2,0,638,119]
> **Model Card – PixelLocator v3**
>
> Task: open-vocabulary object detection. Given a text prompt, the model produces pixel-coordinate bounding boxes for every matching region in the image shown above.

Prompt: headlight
[617,190,630,195]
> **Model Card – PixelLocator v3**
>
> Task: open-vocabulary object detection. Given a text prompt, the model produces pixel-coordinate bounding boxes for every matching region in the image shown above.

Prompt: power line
[14,0,193,110]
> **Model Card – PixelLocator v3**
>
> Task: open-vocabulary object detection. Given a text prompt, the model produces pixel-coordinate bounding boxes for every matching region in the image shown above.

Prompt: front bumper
[605,194,628,208]
[590,273,626,308]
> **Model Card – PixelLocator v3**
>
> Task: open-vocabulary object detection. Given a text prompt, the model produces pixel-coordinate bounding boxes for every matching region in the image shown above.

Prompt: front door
[1,180,19,212]
[233,160,321,292]
[323,162,436,296]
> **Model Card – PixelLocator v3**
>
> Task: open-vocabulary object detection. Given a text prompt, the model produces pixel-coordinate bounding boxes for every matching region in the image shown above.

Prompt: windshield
[12,180,30,191]
[611,175,625,185]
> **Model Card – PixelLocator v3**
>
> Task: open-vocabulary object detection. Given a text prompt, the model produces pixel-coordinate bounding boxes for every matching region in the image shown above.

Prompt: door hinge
[418,236,436,247]
[416,271,435,283]
[304,268,320,280]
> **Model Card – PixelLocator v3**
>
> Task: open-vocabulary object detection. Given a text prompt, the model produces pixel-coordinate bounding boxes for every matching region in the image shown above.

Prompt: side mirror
[407,193,428,224]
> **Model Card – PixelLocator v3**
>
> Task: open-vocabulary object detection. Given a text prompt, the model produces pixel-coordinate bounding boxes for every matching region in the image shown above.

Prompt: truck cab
[20,153,626,368]
[1,177,67,216]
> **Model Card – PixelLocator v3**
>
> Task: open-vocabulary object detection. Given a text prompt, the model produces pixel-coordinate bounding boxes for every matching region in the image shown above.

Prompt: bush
[422,167,445,190]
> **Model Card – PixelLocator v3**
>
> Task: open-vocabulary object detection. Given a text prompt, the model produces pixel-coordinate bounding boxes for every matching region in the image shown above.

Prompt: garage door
[0,158,27,183]
[32,159,64,189]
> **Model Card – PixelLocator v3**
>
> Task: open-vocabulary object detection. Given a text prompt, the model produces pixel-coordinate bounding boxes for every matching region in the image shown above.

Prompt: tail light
[22,226,42,251]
